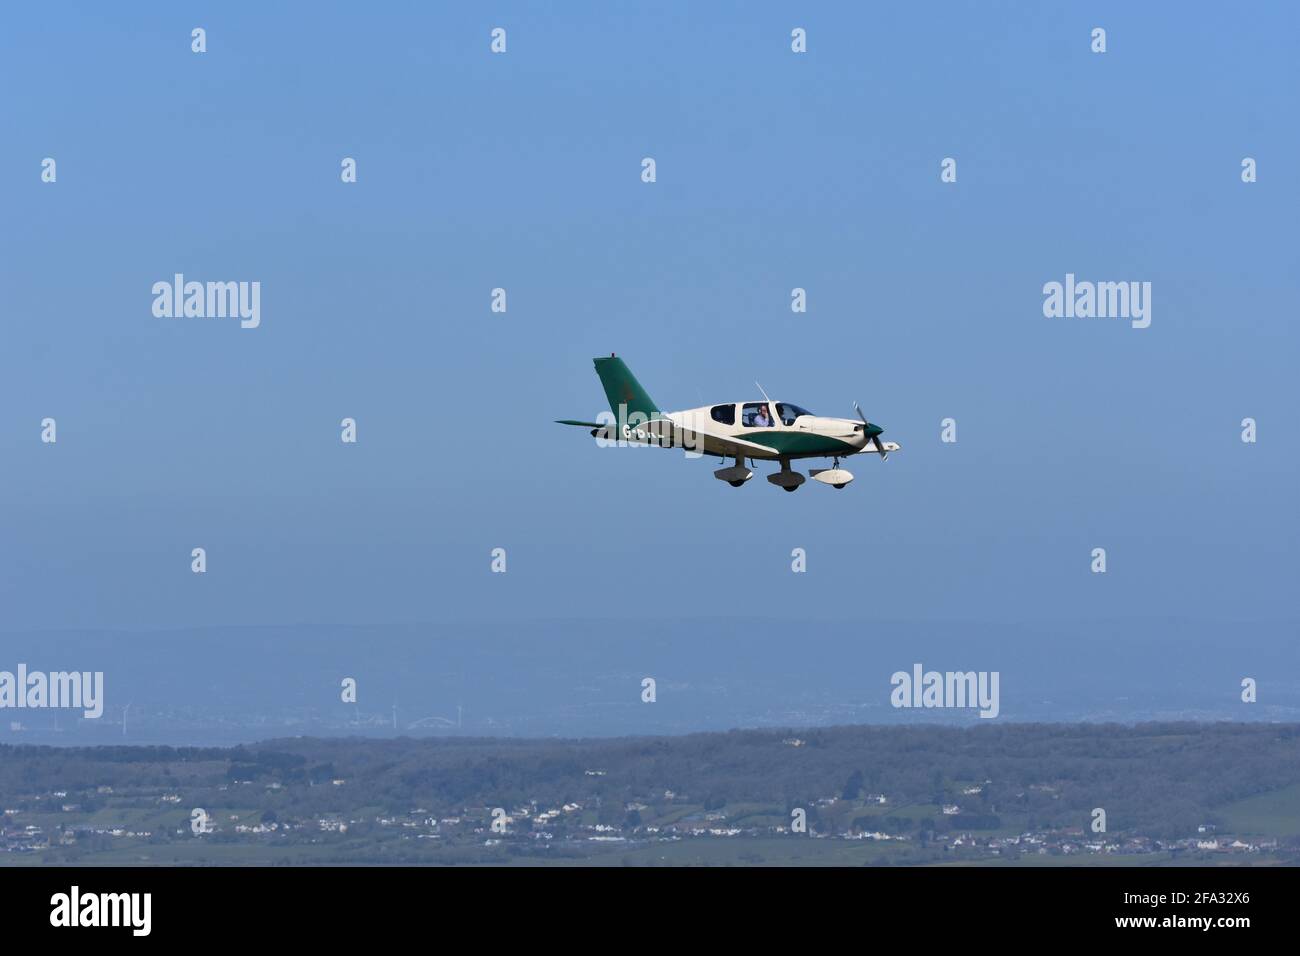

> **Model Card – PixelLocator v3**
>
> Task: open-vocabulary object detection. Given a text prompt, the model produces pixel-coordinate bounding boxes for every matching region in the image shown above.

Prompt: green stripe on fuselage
[741,430,857,457]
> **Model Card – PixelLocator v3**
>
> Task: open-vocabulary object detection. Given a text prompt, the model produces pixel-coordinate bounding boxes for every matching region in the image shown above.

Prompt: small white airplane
[557,354,900,491]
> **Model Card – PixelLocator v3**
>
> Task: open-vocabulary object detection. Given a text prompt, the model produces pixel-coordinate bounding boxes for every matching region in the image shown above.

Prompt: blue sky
[1,2,1296,634]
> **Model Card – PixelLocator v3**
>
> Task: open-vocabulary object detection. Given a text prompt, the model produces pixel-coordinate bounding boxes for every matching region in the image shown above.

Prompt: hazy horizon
[4,616,1296,746]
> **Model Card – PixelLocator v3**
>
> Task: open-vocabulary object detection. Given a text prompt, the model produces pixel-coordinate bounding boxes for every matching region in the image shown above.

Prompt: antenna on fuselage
[755,381,772,402]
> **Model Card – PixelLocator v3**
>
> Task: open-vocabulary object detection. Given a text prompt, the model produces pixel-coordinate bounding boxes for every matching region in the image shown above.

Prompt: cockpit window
[710,403,736,425]
[775,403,813,425]
[741,402,774,428]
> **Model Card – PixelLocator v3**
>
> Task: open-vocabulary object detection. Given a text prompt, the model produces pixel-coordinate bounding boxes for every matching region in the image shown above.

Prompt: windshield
[775,403,813,425]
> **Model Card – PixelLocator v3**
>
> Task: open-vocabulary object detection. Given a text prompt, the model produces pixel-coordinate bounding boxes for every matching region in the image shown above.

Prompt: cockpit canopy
[711,401,815,428]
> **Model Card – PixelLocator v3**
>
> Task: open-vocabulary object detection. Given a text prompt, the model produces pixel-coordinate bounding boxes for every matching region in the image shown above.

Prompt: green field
[1219,783,1300,837]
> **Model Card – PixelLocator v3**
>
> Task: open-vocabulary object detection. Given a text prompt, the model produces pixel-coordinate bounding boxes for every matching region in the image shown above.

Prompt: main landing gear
[766,458,806,492]
[713,454,753,487]
[716,456,854,491]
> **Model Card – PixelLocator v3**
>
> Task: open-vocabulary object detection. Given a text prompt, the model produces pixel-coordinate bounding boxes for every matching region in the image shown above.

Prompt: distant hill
[3,722,1299,866]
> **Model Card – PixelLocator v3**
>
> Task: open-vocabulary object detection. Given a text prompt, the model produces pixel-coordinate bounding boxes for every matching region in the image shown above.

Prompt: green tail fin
[593,355,660,420]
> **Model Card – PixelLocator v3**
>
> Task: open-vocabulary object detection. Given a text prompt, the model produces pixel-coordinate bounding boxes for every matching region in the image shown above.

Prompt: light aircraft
[557,355,900,491]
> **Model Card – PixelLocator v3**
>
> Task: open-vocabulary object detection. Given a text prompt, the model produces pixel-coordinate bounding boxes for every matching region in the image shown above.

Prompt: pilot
[753,404,772,427]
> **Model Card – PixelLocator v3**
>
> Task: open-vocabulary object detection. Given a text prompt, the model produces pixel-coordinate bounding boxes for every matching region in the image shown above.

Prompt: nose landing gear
[810,458,855,489]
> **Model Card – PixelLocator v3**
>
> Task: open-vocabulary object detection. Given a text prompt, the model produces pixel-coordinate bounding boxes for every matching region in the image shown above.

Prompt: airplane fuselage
[664,403,873,460]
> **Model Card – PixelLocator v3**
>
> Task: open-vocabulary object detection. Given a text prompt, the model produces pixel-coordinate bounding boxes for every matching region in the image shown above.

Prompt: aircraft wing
[667,420,777,458]
[556,416,777,458]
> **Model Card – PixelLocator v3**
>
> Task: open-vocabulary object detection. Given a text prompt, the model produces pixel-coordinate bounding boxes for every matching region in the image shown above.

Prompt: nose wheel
[809,463,854,489]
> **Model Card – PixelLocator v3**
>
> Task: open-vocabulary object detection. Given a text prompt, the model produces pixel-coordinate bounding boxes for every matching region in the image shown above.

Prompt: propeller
[853,403,888,461]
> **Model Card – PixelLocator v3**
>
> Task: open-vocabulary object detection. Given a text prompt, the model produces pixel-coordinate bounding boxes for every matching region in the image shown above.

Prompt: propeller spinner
[853,403,888,460]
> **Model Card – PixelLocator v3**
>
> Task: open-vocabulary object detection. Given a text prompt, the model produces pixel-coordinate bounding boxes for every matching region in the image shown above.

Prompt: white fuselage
[664,401,871,460]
